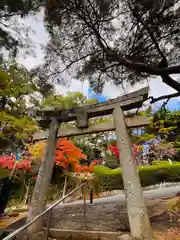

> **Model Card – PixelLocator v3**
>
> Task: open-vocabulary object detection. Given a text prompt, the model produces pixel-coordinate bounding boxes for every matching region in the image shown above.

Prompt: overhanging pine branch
[129,7,180,93]
[149,92,180,104]
[65,2,180,87]
[109,52,180,76]
[161,75,180,92]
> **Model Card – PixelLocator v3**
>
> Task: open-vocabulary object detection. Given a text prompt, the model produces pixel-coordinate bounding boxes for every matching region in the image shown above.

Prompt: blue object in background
[141,144,149,154]
[15,153,21,161]
[88,88,108,103]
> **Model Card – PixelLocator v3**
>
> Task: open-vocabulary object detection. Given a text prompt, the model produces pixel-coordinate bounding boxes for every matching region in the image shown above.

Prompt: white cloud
[55,79,89,96]
[17,9,49,70]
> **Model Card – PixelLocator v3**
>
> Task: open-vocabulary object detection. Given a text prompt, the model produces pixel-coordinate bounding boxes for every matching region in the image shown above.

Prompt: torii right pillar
[113,104,152,240]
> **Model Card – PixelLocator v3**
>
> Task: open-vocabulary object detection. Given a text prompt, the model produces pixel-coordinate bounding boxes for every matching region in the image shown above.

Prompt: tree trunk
[73,178,82,199]
[113,105,152,240]
[61,175,68,204]
[26,118,59,233]
[23,182,30,206]
[9,161,18,179]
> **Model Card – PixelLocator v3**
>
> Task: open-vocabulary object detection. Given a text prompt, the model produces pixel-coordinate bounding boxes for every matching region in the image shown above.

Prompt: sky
[16,10,180,111]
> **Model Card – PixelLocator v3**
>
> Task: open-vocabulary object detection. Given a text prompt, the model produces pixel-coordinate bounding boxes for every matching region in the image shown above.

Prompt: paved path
[61,185,180,206]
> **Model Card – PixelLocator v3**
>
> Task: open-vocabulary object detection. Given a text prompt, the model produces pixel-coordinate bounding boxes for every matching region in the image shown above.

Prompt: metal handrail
[3,182,87,240]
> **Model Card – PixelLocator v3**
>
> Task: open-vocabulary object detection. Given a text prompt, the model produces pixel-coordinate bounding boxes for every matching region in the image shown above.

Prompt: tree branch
[149,92,180,104]
[161,75,180,93]
[48,50,101,78]
[128,5,180,93]
[82,18,180,83]
[47,1,180,92]
[110,54,180,77]
[80,5,180,91]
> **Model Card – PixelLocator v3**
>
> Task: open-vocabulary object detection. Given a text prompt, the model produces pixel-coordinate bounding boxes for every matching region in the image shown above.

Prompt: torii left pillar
[26,117,59,233]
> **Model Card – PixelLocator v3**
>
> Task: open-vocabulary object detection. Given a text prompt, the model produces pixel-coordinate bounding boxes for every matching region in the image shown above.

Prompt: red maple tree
[0,155,31,171]
[0,138,96,176]
[55,138,87,170]
[108,144,142,162]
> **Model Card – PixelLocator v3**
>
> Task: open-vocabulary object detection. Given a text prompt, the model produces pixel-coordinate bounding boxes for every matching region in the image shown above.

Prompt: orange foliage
[74,160,97,173]
[55,138,87,172]
[74,164,94,173]
[28,138,96,174]
[56,138,86,161]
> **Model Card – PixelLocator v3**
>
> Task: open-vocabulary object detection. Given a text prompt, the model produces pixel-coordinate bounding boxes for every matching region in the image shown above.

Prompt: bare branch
[48,50,101,78]
[149,92,180,104]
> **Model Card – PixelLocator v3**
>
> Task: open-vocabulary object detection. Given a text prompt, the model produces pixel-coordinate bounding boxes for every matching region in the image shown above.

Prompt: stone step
[42,228,131,240]
[0,228,15,238]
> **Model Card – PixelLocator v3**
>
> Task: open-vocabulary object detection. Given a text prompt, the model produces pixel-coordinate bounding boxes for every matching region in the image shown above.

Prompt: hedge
[152,160,179,165]
[94,163,180,192]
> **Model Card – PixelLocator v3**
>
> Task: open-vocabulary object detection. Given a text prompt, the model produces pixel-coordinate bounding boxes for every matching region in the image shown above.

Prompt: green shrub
[94,166,123,192]
[94,163,180,192]
[152,160,179,165]
[0,168,11,179]
[138,163,180,186]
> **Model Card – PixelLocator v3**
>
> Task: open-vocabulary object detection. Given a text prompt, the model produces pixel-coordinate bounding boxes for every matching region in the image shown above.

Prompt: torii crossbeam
[33,87,149,140]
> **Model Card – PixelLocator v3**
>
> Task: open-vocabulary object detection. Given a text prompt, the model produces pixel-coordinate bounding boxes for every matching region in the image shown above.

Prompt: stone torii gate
[28,87,152,240]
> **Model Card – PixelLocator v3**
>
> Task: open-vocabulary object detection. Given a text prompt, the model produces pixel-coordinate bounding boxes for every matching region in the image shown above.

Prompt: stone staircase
[0,183,132,240]
[31,228,131,240]
[0,217,131,240]
[0,229,14,238]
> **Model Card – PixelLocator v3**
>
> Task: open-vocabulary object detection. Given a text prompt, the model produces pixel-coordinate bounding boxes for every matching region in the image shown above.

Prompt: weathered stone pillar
[113,104,152,240]
[26,117,59,233]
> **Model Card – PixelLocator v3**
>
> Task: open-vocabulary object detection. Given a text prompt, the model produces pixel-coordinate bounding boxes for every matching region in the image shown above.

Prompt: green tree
[0,1,55,98]
[152,109,180,159]
[140,108,180,143]
[0,62,38,151]
[132,107,180,160]
[30,68,55,99]
[41,91,98,109]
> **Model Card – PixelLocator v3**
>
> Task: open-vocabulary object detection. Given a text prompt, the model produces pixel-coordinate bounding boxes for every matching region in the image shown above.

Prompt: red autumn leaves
[55,138,96,173]
[108,144,142,161]
[0,138,98,174]
[0,155,31,170]
[28,138,95,173]
[55,138,87,171]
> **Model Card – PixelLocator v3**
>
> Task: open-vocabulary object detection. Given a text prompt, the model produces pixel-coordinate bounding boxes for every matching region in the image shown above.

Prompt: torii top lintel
[35,87,149,128]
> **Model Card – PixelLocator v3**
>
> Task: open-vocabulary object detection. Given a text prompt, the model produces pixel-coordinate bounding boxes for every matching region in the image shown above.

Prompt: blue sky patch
[88,88,108,102]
